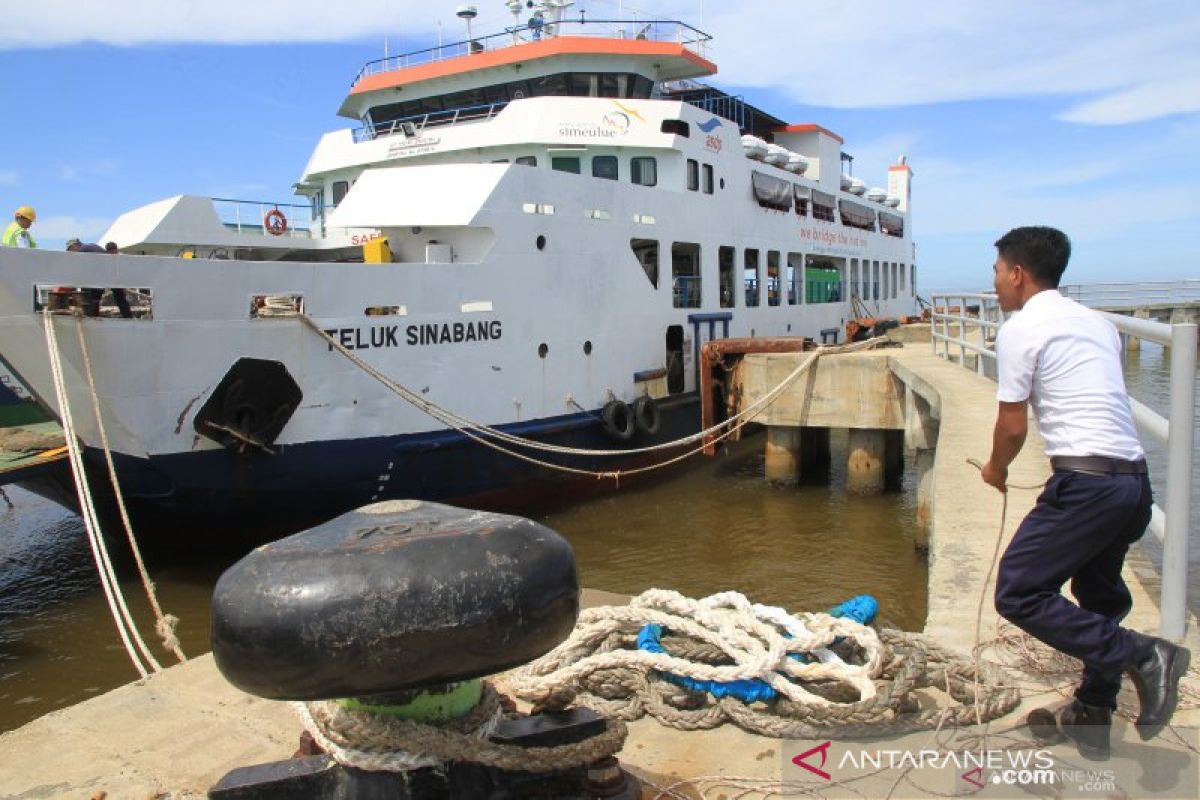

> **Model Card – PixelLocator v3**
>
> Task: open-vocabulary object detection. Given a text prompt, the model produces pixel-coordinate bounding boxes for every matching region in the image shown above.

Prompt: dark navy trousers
[994,470,1153,708]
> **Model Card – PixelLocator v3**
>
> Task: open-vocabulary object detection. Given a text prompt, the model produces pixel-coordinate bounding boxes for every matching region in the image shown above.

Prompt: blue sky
[2,0,1198,292]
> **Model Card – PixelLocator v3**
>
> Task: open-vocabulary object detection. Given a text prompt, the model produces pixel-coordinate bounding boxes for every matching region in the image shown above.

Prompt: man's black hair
[994,226,1071,288]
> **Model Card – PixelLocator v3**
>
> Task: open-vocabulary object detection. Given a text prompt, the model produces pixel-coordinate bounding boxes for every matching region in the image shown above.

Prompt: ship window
[332,181,350,206]
[744,248,760,307]
[592,156,618,180]
[516,155,538,167]
[702,164,714,195]
[531,73,567,96]
[631,157,657,186]
[629,75,653,99]
[806,257,844,305]
[671,242,702,308]
[719,246,735,308]
[630,238,659,288]
[310,189,325,219]
[686,159,699,191]
[767,251,781,306]
[598,73,621,97]
[787,253,803,305]
[492,158,510,164]
[661,119,690,137]
[794,185,810,217]
[570,73,595,96]
[811,189,836,222]
[552,157,581,174]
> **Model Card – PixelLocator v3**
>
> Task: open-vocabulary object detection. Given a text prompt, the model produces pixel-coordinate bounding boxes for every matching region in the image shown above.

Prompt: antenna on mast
[456,5,479,51]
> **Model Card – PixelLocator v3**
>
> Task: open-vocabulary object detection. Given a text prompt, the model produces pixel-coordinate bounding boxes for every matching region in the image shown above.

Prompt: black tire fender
[632,395,661,436]
[600,399,635,441]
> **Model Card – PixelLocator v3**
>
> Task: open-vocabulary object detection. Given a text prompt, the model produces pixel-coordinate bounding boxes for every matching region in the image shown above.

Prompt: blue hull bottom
[28,396,702,546]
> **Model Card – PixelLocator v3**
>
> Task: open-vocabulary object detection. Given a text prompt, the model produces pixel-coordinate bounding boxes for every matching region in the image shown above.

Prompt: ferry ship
[0,3,919,541]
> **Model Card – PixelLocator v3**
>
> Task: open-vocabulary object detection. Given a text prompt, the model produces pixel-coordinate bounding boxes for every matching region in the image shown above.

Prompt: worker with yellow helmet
[2,206,37,248]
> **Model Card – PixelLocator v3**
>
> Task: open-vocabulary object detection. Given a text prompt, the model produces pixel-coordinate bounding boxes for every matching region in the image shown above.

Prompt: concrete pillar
[884,430,905,490]
[847,428,885,494]
[1169,306,1198,326]
[764,425,802,485]
[1129,308,1151,351]
[903,387,938,451]
[800,426,831,478]
[914,448,935,551]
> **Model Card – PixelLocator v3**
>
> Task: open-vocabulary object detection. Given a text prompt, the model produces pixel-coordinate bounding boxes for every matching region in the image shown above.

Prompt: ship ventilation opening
[665,325,685,395]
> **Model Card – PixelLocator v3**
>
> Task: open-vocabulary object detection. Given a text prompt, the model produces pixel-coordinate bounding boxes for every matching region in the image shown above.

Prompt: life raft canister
[264,208,288,236]
[600,399,635,441]
[632,395,660,436]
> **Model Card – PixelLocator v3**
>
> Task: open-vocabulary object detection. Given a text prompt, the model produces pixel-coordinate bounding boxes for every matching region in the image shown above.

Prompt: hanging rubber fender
[632,395,661,436]
[264,208,288,236]
[600,399,635,441]
[194,358,302,454]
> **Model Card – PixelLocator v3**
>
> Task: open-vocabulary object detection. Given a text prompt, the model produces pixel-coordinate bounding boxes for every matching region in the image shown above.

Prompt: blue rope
[635,595,878,703]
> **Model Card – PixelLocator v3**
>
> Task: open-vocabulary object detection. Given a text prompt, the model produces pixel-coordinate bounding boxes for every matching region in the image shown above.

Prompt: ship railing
[211,198,321,239]
[931,291,1195,640]
[354,100,511,143]
[1060,279,1200,309]
[350,19,712,89]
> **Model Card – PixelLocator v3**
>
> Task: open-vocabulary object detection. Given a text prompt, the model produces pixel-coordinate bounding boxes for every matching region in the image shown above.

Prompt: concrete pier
[763,425,802,485]
[1,343,1197,798]
[846,427,885,493]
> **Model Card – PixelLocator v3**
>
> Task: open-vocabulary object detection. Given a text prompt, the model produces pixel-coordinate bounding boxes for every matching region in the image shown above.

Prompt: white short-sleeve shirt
[995,289,1144,459]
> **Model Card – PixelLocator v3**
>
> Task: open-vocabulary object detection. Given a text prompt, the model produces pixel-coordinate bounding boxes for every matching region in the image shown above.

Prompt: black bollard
[208,501,640,800]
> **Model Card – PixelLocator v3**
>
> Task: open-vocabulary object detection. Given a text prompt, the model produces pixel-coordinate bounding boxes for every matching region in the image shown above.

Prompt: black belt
[1050,456,1148,475]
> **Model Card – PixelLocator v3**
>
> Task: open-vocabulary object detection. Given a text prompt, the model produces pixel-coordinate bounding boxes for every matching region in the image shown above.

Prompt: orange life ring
[264,208,288,236]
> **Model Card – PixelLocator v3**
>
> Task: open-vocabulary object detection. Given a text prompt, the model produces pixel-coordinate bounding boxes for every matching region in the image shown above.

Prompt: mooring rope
[505,589,1020,740]
[43,310,156,677]
[71,314,186,662]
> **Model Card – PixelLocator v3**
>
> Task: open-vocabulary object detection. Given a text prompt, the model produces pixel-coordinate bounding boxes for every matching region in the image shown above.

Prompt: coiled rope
[505,589,1020,739]
[42,310,186,677]
[298,311,889,481]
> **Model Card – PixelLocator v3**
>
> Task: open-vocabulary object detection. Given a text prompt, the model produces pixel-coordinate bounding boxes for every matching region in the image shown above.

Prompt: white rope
[43,310,156,678]
[508,589,884,708]
[298,313,888,480]
[72,314,186,662]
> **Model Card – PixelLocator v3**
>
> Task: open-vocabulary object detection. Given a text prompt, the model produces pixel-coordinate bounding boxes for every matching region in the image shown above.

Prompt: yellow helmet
[15,205,36,222]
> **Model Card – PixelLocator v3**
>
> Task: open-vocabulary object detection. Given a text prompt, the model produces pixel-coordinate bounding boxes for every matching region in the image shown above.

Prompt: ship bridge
[339,17,715,141]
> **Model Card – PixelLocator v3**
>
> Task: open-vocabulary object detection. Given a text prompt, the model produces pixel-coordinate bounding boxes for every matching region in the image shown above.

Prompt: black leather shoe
[1057,700,1112,761]
[1126,632,1192,741]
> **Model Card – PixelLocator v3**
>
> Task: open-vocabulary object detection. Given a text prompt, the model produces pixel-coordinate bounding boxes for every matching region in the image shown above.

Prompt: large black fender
[632,395,661,436]
[194,358,302,454]
[600,399,635,441]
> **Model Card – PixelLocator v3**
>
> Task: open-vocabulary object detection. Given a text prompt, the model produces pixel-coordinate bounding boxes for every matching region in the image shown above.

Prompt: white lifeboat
[884,195,902,207]
[764,144,790,167]
[847,178,866,196]
[741,135,768,160]
[839,174,853,191]
[865,187,887,203]
[784,152,808,174]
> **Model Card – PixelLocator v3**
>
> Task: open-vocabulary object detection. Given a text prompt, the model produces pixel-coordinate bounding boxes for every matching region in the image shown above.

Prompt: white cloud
[57,159,119,183]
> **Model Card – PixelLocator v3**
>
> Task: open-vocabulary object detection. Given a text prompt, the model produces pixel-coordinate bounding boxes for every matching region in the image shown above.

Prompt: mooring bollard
[207,500,640,799]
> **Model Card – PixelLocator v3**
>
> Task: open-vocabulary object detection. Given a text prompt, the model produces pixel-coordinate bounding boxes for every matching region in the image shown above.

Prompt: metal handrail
[929,292,1002,376]
[1060,279,1200,308]
[930,290,1195,639]
[350,18,713,89]
[354,100,511,143]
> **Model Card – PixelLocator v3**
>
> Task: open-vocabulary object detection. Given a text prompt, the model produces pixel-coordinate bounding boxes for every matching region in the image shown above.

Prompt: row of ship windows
[629,239,913,310]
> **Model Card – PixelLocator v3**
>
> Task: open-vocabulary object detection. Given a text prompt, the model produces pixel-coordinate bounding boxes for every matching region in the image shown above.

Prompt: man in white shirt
[983,226,1189,760]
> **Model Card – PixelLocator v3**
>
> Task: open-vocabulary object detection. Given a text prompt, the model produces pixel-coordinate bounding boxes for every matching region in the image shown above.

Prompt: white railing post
[1161,322,1196,640]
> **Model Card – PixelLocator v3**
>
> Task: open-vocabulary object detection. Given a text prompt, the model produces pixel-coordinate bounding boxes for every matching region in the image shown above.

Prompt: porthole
[536,235,547,250]
[538,343,549,358]
[583,340,593,355]
[720,178,726,190]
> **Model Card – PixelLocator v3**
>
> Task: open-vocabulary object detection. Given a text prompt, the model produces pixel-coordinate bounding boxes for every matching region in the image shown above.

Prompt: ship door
[665,325,684,395]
